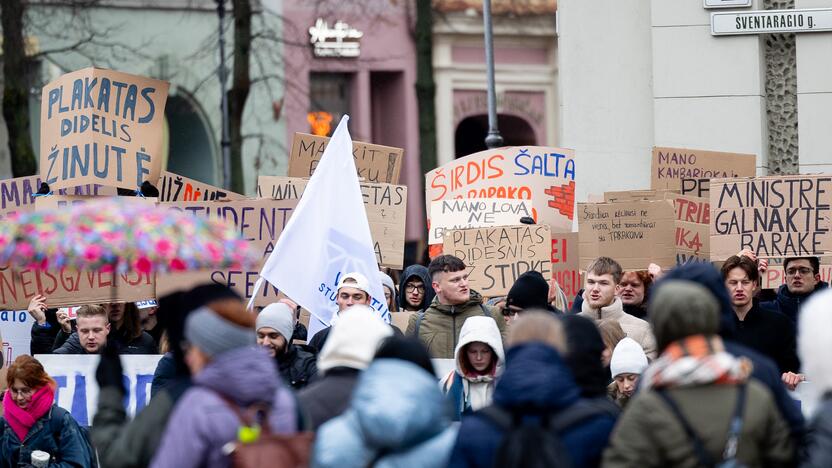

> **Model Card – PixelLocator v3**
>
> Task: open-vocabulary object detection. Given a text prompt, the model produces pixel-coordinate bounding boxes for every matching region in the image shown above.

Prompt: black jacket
[53,330,158,355]
[297,367,361,430]
[760,282,829,324]
[277,344,317,389]
[732,301,799,374]
[398,264,435,312]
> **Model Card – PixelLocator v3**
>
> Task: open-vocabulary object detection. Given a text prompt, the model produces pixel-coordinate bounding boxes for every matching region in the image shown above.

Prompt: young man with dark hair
[722,255,800,382]
[578,257,656,359]
[761,256,828,323]
[406,255,505,358]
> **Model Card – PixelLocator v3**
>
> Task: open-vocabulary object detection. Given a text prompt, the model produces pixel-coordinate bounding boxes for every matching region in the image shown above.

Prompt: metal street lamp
[483,0,503,149]
[216,0,232,189]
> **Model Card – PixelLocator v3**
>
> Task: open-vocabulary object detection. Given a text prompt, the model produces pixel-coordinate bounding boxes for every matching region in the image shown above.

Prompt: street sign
[712,8,832,35]
[704,0,751,9]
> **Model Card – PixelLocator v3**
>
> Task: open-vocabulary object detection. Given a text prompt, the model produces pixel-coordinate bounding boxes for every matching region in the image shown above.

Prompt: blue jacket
[314,359,458,468]
[0,405,93,468]
[761,282,829,324]
[448,343,616,468]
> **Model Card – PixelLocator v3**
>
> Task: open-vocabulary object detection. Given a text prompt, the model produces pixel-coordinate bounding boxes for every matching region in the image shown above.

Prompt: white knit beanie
[610,337,648,378]
[318,305,393,373]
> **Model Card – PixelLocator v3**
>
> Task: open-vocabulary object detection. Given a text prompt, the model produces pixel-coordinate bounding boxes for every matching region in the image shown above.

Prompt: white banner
[428,198,533,244]
[35,354,163,426]
[1,310,32,367]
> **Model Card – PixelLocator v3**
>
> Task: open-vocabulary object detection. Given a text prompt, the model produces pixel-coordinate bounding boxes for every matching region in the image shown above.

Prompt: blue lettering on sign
[49,372,157,426]
[513,149,576,180]
[71,374,88,426]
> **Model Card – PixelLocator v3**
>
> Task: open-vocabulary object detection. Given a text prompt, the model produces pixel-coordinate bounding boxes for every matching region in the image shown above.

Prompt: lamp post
[216,0,232,189]
[483,0,503,149]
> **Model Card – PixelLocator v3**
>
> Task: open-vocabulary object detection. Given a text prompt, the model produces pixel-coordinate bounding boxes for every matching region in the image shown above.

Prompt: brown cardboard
[651,146,756,192]
[39,68,170,191]
[443,224,552,297]
[551,232,581,305]
[425,146,576,233]
[578,199,677,270]
[257,176,407,269]
[0,176,115,219]
[428,198,533,244]
[158,171,245,202]
[761,264,832,289]
[288,133,404,184]
[157,198,298,307]
[34,194,157,210]
[710,175,832,260]
[390,311,415,333]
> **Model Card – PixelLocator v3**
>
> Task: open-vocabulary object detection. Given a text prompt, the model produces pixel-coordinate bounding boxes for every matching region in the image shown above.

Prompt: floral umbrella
[0,198,258,274]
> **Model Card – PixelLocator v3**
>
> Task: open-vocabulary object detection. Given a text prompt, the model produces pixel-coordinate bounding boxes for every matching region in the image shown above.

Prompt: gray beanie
[378,271,395,295]
[650,280,720,353]
[256,303,295,341]
[185,306,256,358]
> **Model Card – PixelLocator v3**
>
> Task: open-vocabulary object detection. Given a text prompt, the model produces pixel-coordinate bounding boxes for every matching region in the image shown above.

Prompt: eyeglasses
[786,267,814,276]
[10,387,33,398]
[501,305,522,317]
[405,284,425,293]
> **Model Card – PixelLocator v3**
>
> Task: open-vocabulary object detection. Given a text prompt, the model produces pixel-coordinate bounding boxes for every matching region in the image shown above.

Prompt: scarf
[641,335,751,391]
[3,385,56,443]
[581,296,625,320]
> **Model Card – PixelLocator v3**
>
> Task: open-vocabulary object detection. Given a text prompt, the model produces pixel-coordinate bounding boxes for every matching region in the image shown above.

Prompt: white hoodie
[440,316,505,411]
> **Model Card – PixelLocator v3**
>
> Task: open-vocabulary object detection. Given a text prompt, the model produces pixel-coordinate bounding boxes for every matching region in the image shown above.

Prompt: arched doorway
[164,92,217,184]
[454,114,537,158]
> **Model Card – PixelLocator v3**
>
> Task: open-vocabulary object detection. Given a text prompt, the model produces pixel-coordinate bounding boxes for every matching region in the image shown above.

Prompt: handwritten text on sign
[428,198,532,244]
[158,171,245,202]
[288,133,404,184]
[444,224,552,297]
[39,67,169,190]
[710,176,832,260]
[257,176,407,269]
[426,146,576,233]
[0,175,114,219]
[651,147,756,192]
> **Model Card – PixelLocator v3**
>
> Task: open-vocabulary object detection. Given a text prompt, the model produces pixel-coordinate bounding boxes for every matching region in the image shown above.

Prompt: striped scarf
[641,335,752,390]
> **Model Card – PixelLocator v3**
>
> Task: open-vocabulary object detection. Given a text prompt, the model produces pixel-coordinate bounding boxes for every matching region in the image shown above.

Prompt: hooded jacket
[405,290,505,359]
[150,347,298,468]
[440,316,505,420]
[313,359,458,468]
[398,265,435,312]
[761,281,829,324]
[659,262,806,443]
[578,297,657,360]
[448,343,617,468]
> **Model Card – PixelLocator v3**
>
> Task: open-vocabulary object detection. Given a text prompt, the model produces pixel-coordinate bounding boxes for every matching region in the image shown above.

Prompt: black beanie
[505,270,550,310]
[561,314,609,398]
[374,336,435,376]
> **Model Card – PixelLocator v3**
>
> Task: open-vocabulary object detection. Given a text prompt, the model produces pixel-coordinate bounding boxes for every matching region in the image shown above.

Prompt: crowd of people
[0,249,830,467]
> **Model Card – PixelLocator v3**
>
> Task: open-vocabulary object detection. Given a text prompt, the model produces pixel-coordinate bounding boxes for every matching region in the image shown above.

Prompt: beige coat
[579,297,657,359]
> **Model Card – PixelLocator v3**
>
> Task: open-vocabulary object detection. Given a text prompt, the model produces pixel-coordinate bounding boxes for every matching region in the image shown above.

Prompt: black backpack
[479,399,617,468]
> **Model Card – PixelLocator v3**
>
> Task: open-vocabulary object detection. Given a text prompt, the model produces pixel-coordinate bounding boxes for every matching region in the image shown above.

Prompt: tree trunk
[414,0,436,175]
[2,0,38,177]
[228,0,252,194]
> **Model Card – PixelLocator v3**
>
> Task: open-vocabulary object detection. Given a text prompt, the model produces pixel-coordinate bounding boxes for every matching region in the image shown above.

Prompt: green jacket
[603,381,794,468]
[91,386,178,468]
[406,290,505,359]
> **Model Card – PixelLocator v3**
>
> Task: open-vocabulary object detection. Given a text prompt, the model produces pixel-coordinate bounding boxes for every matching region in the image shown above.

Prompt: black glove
[96,341,125,394]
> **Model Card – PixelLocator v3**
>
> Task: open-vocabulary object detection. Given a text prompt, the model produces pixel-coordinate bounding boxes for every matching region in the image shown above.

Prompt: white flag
[249,116,390,331]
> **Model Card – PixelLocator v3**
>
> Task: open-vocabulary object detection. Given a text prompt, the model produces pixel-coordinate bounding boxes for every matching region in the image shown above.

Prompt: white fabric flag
[249,115,390,333]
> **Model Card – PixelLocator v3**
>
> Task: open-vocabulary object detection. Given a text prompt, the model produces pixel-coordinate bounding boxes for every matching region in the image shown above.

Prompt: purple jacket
[150,347,298,468]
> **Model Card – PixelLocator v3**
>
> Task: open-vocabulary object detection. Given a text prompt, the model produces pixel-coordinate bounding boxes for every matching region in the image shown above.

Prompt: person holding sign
[760,256,829,324]
[406,255,505,359]
[721,256,800,378]
[53,305,110,355]
[578,257,657,360]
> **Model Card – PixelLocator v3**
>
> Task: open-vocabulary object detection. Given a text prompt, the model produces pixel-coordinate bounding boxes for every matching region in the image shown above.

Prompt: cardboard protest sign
[390,311,415,333]
[36,354,162,425]
[761,264,832,289]
[674,194,710,264]
[426,146,576,233]
[651,146,756,193]
[34,194,156,211]
[39,67,169,191]
[551,232,580,306]
[443,224,552,297]
[158,171,245,202]
[288,133,404,184]
[710,175,832,260]
[428,198,533,244]
[257,176,406,269]
[0,176,114,219]
[578,199,677,270]
[157,198,298,306]
[0,266,155,310]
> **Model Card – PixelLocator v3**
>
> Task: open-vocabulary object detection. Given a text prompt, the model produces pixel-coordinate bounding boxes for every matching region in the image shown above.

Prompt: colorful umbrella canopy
[0,198,257,273]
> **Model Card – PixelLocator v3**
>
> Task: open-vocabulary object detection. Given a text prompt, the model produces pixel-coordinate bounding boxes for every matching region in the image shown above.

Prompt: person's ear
[104,323,111,333]
[815,273,822,283]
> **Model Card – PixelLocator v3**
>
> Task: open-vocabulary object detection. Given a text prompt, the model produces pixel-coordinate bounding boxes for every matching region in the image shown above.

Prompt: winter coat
[398,265,435,312]
[277,343,318,389]
[298,367,361,430]
[570,291,647,320]
[314,359,458,468]
[802,396,832,467]
[405,291,505,359]
[733,301,800,374]
[151,352,176,398]
[439,316,505,421]
[761,281,829,324]
[603,380,794,467]
[448,343,617,468]
[0,405,92,468]
[53,329,157,354]
[150,347,298,468]
[578,297,657,360]
[91,377,190,468]
[30,309,60,355]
